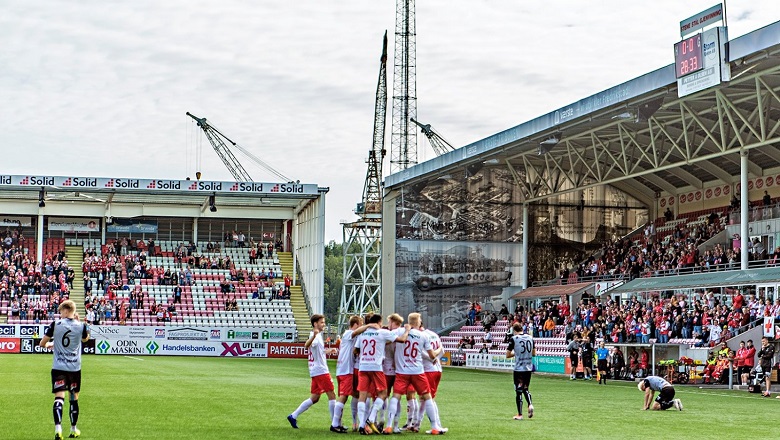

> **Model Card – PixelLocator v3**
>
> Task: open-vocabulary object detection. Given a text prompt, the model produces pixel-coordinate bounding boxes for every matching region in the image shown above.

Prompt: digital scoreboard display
[674,33,703,78]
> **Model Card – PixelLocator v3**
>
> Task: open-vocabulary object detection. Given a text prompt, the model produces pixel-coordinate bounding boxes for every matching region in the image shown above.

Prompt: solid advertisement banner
[48,217,100,233]
[0,216,32,227]
[0,175,319,196]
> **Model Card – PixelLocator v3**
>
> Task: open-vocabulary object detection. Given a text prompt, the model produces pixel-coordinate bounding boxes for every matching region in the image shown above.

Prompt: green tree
[323,240,344,323]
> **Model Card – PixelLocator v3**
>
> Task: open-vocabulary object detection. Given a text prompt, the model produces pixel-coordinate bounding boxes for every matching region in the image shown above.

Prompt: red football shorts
[358,371,387,394]
[394,373,430,396]
[337,374,354,396]
[425,372,442,398]
[311,373,334,394]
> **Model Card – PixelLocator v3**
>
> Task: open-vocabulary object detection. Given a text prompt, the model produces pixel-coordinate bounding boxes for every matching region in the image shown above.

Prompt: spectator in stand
[478,344,489,354]
[499,304,510,321]
[764,191,772,206]
[173,285,182,304]
[742,339,757,386]
[664,207,673,221]
[483,329,493,348]
[542,316,555,338]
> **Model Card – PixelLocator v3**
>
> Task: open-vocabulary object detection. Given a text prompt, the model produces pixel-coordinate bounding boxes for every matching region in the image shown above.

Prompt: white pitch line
[124,356,145,361]
[676,388,774,400]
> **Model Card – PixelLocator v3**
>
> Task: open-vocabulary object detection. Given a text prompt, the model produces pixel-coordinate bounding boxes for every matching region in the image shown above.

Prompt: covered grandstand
[381,19,780,332]
[0,175,327,339]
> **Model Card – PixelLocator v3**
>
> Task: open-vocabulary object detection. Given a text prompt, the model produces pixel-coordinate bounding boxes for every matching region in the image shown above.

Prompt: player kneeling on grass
[638,376,683,411]
[287,314,341,431]
[39,300,90,440]
[506,322,535,420]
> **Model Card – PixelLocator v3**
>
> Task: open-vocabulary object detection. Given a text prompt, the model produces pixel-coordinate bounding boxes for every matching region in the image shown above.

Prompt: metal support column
[741,151,749,270]
[36,213,44,264]
[521,203,529,290]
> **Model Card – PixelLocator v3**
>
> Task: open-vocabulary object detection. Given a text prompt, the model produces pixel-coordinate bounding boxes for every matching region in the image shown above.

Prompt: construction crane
[339,32,388,332]
[389,0,418,173]
[186,112,291,182]
[411,117,454,156]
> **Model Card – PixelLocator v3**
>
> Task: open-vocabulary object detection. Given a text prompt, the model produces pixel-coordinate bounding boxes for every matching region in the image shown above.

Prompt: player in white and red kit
[379,313,404,432]
[287,314,340,431]
[332,315,372,433]
[385,313,446,435]
[354,313,409,435]
[419,323,444,432]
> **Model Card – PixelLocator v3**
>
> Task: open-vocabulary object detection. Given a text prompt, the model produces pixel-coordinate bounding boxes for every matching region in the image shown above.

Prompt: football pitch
[2,355,779,440]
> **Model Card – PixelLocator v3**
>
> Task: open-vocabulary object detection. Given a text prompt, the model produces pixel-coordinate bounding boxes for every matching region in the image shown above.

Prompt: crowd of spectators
[1,228,70,323]
[80,237,291,325]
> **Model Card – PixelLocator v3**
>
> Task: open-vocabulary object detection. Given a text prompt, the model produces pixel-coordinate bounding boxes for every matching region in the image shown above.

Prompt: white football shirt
[357,328,397,372]
[307,331,329,377]
[336,329,356,376]
[422,329,443,373]
[395,328,431,375]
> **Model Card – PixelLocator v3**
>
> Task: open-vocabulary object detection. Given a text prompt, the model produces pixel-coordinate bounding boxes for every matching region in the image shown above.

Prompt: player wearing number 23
[506,322,535,421]
[39,300,90,439]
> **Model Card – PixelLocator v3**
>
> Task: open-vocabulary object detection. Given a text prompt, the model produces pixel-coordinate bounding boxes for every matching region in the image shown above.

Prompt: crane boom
[359,31,389,217]
[187,112,253,182]
[411,117,454,156]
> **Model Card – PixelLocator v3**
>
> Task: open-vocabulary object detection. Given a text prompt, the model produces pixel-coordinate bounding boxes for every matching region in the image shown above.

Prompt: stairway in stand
[277,252,311,342]
[66,245,86,317]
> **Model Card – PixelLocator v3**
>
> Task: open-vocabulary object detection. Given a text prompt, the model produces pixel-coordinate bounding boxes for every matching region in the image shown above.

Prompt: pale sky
[1,1,777,241]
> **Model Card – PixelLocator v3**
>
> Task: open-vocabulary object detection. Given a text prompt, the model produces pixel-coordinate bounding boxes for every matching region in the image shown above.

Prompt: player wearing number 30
[385,313,447,435]
[506,322,535,421]
[39,300,90,440]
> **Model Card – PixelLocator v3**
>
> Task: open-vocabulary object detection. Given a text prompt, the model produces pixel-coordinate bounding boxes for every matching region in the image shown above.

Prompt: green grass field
[2,354,779,439]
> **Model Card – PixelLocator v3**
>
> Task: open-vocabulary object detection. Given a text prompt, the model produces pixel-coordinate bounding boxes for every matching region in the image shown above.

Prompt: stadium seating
[441,319,567,356]
[6,237,296,331]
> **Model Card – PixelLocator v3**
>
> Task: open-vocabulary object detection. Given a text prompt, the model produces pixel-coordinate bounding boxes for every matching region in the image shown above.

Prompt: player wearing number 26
[39,300,90,440]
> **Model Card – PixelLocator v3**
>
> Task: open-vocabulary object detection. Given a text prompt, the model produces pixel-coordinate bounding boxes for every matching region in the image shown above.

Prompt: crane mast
[339,33,389,332]
[186,112,252,182]
[360,31,389,217]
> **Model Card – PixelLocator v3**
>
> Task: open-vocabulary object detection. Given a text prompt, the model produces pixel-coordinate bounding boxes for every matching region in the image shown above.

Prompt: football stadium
[4,4,780,440]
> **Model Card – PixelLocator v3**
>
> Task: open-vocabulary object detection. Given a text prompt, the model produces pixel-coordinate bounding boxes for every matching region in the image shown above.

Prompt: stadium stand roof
[610,267,780,294]
[511,282,592,300]
[385,20,780,208]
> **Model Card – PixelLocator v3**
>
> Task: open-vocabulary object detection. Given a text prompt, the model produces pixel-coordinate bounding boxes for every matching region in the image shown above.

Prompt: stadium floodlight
[537,136,560,155]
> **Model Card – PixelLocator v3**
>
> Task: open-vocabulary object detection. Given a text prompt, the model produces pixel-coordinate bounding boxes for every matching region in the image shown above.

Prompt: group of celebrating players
[286,312,447,435]
[287,312,541,434]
